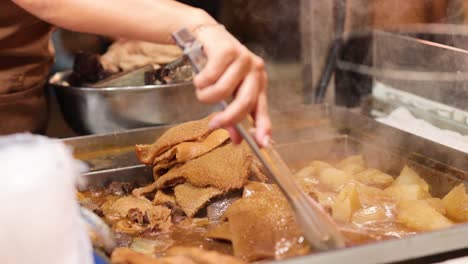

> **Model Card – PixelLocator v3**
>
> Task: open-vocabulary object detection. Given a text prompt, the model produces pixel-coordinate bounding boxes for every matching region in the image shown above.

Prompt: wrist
[187,9,219,37]
[192,23,226,39]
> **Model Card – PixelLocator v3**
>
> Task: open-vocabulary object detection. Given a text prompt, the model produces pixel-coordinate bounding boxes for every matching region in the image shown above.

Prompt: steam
[215,0,468,181]
[306,1,468,186]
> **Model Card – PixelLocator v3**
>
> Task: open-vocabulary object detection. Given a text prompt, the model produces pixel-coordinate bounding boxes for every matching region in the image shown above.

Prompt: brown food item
[207,192,242,222]
[91,146,468,263]
[103,196,154,223]
[150,129,229,180]
[224,189,309,261]
[135,113,216,165]
[102,196,172,234]
[101,40,182,73]
[144,205,172,233]
[114,232,134,248]
[153,190,176,206]
[153,161,179,180]
[249,157,268,182]
[206,222,232,241]
[174,183,224,217]
[132,182,159,199]
[153,129,230,166]
[106,182,135,196]
[114,205,172,234]
[242,181,279,198]
[73,52,108,83]
[156,143,251,191]
[79,197,103,217]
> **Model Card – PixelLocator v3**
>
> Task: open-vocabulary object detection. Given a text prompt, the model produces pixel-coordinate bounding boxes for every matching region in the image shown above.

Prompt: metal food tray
[63,105,468,264]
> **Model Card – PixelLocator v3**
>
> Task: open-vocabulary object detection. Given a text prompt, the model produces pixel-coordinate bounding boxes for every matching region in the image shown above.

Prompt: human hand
[192,24,271,147]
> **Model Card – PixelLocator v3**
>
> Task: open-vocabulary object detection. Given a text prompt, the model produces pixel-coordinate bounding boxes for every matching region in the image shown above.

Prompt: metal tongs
[172,28,346,250]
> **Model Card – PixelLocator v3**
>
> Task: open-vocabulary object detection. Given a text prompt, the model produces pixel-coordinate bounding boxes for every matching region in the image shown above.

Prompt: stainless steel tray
[63,105,468,263]
[50,71,217,135]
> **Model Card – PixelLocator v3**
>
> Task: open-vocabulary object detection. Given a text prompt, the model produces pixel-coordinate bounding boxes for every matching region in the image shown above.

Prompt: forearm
[12,0,217,44]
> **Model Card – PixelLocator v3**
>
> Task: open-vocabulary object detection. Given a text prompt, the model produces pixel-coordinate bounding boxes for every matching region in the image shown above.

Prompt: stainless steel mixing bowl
[49,71,217,135]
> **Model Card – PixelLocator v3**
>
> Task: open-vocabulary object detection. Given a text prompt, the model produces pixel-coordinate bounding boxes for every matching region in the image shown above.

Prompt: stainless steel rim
[49,71,194,92]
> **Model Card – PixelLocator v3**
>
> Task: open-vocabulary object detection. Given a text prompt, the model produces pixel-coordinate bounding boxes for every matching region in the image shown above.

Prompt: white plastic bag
[0,134,93,264]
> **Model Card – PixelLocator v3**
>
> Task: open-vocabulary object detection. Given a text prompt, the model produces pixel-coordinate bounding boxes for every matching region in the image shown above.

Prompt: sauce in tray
[79,187,233,258]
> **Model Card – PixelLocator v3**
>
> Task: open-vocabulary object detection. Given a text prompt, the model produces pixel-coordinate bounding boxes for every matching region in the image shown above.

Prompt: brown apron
[0,1,53,135]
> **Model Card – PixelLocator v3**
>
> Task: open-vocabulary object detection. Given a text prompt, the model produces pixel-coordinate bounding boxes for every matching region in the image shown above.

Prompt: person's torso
[0,1,53,134]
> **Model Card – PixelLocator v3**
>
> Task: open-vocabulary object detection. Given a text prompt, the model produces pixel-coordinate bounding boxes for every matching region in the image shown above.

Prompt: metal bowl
[49,71,217,135]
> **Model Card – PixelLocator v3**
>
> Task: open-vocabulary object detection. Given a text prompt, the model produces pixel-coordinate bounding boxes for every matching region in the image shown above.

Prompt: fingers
[254,92,271,147]
[249,66,270,147]
[193,27,270,146]
[196,49,252,103]
[208,69,260,129]
[225,126,242,144]
[205,54,270,147]
[193,40,236,89]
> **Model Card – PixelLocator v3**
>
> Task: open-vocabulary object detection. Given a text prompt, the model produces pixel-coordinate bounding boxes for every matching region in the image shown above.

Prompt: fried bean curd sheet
[249,157,268,182]
[155,143,251,191]
[151,129,230,179]
[153,129,230,167]
[152,161,179,180]
[133,143,251,198]
[206,222,232,241]
[174,183,224,217]
[153,190,176,206]
[132,181,161,198]
[111,247,246,264]
[135,113,217,165]
[223,187,309,261]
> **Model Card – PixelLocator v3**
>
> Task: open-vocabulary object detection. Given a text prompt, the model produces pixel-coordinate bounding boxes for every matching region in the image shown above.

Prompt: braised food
[78,116,468,264]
